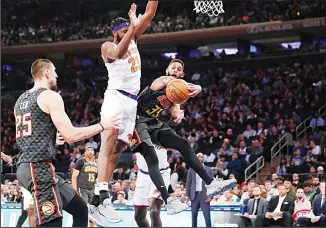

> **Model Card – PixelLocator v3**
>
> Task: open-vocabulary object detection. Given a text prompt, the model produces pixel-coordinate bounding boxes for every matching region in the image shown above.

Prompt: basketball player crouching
[130,59,237,215]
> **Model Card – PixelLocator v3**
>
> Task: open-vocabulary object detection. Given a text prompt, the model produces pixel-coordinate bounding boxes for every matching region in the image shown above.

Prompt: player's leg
[134,206,150,227]
[149,199,164,227]
[27,207,36,228]
[133,170,151,227]
[17,162,63,227]
[58,177,88,227]
[149,169,170,227]
[16,209,28,227]
[157,129,237,197]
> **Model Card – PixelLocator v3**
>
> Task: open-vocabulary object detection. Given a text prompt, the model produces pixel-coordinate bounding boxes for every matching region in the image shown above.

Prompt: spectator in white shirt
[243,124,256,139]
[85,137,98,150]
[264,180,279,201]
[310,140,321,156]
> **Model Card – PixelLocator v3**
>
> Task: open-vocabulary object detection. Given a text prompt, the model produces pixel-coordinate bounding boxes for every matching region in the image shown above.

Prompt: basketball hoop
[193,0,225,17]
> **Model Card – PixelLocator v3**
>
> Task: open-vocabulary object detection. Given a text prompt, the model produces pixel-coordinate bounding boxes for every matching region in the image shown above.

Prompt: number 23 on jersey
[128,57,140,73]
[16,113,32,138]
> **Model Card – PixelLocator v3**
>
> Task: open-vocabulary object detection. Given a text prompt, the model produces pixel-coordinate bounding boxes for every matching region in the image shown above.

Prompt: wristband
[98,122,104,132]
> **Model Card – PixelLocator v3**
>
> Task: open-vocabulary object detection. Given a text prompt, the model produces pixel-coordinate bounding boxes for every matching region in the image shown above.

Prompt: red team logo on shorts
[42,201,55,216]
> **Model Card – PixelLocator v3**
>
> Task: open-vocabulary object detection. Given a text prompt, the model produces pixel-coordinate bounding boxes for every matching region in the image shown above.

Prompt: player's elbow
[62,134,75,144]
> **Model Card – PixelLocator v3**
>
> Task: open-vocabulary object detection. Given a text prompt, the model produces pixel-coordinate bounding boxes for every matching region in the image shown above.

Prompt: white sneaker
[88,204,105,227]
[206,178,237,197]
[166,197,189,215]
[98,198,123,223]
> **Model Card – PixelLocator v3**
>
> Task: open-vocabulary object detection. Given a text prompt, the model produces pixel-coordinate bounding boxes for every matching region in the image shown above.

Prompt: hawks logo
[42,201,55,216]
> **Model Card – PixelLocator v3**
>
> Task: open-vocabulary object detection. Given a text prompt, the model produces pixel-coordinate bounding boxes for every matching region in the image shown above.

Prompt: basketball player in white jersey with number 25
[88,1,159,225]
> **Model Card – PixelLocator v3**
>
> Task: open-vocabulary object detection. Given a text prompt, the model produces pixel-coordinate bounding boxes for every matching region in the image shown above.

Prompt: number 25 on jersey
[16,113,32,138]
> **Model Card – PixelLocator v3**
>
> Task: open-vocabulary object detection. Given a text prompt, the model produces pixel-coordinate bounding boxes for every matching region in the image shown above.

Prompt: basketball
[166,79,190,104]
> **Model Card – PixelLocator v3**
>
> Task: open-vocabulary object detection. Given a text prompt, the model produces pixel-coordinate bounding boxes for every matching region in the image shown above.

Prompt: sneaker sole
[88,213,105,227]
[98,211,123,223]
[207,181,237,198]
[167,204,189,215]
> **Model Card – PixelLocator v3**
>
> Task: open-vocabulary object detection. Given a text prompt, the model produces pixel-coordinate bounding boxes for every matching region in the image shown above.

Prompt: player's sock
[99,182,110,203]
[94,185,100,196]
[158,130,214,185]
[139,143,170,204]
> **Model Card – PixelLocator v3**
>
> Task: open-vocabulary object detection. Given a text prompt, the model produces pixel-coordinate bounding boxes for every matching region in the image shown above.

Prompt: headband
[112,22,130,32]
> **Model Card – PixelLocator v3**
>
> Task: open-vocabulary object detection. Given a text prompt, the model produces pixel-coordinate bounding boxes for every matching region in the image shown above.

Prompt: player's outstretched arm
[39,90,122,144]
[134,0,158,39]
[187,82,202,97]
[150,76,175,91]
[102,4,139,60]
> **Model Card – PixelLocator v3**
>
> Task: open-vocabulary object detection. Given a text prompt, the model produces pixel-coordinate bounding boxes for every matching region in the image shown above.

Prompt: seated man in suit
[298,181,326,227]
[263,184,295,227]
[239,185,267,227]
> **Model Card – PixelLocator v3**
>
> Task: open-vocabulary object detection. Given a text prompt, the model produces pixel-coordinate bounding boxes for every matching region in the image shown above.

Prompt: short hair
[303,181,312,187]
[31,59,53,79]
[169,59,184,69]
[277,184,286,189]
[110,17,129,31]
[264,180,272,184]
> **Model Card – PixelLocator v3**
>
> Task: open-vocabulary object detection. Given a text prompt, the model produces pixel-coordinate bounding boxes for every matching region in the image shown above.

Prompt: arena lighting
[215,48,238,55]
[280,41,301,49]
[162,52,177,59]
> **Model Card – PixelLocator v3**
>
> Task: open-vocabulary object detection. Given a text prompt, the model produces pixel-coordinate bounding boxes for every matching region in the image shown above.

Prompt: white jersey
[103,40,141,95]
[136,146,169,172]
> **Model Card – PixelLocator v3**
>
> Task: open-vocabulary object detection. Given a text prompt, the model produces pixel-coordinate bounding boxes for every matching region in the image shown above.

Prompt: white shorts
[21,187,34,210]
[133,168,170,207]
[101,89,137,144]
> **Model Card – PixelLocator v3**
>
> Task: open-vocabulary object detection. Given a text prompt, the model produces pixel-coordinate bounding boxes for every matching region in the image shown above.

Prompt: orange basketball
[166,79,190,104]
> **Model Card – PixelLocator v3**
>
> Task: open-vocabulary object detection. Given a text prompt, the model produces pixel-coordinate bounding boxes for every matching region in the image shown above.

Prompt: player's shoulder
[101,41,116,51]
[38,90,61,100]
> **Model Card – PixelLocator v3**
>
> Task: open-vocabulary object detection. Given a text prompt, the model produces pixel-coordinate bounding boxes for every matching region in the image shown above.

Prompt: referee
[72,146,98,203]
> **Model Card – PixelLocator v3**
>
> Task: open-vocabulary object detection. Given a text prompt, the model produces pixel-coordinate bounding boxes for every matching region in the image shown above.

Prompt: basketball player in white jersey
[133,146,175,227]
[89,1,159,224]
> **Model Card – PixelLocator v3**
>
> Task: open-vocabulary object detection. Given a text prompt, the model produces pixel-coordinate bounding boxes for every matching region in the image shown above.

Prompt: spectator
[243,124,255,139]
[239,185,267,227]
[277,156,288,176]
[303,181,318,203]
[85,137,98,150]
[293,188,312,223]
[310,140,321,156]
[292,173,302,188]
[297,181,326,227]
[264,180,279,201]
[309,113,325,128]
[284,179,296,199]
[113,191,128,204]
[226,153,242,177]
[263,184,295,227]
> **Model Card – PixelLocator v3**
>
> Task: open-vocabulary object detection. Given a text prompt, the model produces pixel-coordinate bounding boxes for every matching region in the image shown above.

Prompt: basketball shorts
[79,187,94,204]
[130,116,171,151]
[21,187,34,210]
[101,89,137,144]
[17,161,76,226]
[133,168,170,207]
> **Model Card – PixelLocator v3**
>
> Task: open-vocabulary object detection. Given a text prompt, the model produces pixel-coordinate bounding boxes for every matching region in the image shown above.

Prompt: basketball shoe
[206,178,237,197]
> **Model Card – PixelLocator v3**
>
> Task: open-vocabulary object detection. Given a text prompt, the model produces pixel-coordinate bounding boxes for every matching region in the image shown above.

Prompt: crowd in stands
[2,0,325,46]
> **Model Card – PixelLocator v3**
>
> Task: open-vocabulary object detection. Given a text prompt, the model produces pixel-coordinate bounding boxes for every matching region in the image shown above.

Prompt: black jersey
[137,86,172,118]
[74,158,98,189]
[14,88,57,164]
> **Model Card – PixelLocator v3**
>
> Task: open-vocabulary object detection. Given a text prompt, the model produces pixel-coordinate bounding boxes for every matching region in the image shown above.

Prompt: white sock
[99,182,109,192]
[94,185,100,196]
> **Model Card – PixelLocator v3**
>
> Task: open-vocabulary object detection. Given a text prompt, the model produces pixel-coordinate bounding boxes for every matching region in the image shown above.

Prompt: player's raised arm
[134,0,158,39]
[150,76,175,90]
[102,4,139,60]
[39,90,122,144]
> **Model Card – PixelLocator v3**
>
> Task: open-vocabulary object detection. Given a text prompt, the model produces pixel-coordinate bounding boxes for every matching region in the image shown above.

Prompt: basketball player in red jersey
[89,1,159,225]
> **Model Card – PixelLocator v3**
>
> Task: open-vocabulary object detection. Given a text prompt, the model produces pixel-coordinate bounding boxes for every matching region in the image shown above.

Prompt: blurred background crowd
[1,0,325,226]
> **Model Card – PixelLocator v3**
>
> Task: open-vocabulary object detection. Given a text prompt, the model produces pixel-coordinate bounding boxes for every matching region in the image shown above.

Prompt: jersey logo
[42,201,55,216]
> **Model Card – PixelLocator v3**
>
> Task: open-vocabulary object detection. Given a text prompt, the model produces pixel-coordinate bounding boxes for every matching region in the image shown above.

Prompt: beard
[50,82,58,91]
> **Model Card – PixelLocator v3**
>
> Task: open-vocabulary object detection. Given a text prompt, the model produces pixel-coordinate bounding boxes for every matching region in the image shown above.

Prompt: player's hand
[188,83,202,97]
[100,113,124,130]
[173,110,184,124]
[56,132,65,145]
[2,154,13,165]
[128,3,139,28]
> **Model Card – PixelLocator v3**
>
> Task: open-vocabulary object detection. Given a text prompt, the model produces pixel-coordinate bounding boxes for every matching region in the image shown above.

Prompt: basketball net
[193,0,225,17]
